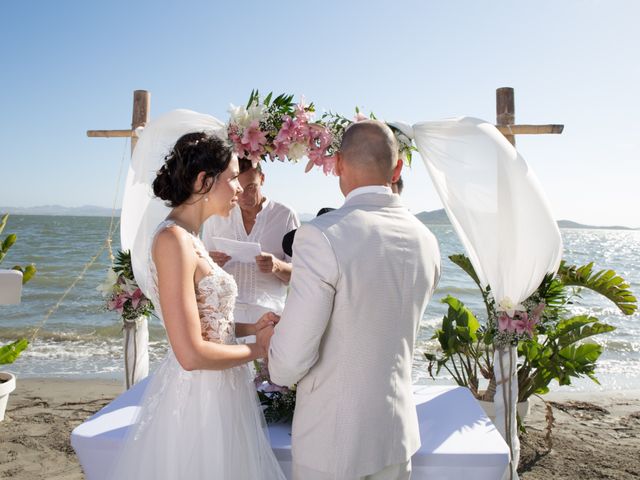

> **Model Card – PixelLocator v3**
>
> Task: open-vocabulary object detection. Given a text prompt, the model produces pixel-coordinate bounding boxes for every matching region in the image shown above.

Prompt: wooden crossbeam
[495,87,564,146]
[87,90,150,154]
[495,124,564,136]
[87,129,135,138]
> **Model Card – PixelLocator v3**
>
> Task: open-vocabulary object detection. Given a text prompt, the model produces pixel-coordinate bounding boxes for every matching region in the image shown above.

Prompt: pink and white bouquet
[492,296,545,347]
[97,250,154,321]
[227,91,417,175]
[227,91,338,175]
[253,358,296,424]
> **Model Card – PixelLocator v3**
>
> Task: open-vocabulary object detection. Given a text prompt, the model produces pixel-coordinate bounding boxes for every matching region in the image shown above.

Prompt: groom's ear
[334,153,343,176]
[391,158,403,184]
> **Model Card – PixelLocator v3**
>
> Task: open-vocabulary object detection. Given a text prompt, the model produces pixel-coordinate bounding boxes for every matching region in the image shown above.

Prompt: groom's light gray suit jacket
[269,191,440,479]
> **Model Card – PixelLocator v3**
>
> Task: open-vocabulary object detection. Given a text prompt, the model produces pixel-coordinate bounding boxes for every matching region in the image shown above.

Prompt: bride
[108,127,287,479]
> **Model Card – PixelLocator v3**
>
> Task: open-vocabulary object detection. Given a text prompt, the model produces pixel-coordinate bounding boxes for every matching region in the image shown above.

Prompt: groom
[263,120,441,480]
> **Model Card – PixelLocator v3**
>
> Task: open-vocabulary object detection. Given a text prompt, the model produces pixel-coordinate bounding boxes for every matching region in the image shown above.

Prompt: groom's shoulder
[307,207,344,233]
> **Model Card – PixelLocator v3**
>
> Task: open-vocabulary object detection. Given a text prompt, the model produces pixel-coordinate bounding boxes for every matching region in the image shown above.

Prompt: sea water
[1,215,638,391]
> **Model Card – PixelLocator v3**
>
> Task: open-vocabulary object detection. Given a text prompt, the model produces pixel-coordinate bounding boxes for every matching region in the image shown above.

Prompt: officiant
[202,158,300,341]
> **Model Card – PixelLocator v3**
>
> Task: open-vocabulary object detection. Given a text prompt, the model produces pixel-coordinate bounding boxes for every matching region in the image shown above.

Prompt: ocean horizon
[1,214,638,392]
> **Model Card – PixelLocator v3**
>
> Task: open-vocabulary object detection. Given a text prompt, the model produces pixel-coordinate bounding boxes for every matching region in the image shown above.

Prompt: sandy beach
[1,379,639,479]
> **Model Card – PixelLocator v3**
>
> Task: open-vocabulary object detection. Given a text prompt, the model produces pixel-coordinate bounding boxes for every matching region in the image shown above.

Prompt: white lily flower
[228,103,249,128]
[287,142,307,161]
[96,268,118,297]
[496,296,525,317]
[247,103,266,123]
[121,277,139,295]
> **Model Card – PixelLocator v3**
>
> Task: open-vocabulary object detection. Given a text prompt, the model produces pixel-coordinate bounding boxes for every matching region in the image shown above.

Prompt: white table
[72,378,509,480]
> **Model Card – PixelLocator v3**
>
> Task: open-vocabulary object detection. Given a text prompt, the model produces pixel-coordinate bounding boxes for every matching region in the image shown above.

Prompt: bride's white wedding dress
[107,220,286,480]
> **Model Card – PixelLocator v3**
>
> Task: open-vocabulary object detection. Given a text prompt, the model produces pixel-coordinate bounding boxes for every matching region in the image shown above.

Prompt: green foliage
[558,261,637,315]
[0,214,36,365]
[0,339,29,365]
[113,250,134,281]
[517,314,616,400]
[0,214,37,285]
[427,295,492,397]
[424,253,636,404]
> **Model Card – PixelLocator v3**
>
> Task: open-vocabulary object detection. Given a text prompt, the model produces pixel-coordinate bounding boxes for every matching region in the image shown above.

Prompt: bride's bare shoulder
[153,225,193,261]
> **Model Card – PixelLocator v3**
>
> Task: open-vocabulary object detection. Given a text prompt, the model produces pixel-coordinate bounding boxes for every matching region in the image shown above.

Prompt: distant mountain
[0,205,121,217]
[556,220,637,231]
[415,209,638,230]
[2,205,637,230]
[415,209,451,225]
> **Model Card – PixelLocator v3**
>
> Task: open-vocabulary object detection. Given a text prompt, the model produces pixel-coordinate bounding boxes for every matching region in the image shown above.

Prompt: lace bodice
[149,220,238,345]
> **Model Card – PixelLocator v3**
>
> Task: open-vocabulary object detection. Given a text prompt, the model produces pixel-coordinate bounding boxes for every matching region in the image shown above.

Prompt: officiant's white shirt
[202,198,299,313]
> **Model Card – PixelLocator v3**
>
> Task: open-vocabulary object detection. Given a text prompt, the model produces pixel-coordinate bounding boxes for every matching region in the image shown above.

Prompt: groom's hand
[255,312,280,333]
[256,323,275,358]
[209,250,231,267]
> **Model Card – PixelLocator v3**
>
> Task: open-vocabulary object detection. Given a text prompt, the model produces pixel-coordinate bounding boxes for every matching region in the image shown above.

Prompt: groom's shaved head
[339,120,398,180]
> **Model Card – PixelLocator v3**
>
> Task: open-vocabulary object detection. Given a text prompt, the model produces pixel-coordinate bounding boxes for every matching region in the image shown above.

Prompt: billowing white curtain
[397,117,562,479]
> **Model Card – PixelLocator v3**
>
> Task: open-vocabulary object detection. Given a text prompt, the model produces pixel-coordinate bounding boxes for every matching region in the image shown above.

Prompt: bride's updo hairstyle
[153,132,233,207]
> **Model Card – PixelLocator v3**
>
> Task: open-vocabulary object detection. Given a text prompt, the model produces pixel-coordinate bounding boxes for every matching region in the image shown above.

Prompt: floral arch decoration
[226,90,416,175]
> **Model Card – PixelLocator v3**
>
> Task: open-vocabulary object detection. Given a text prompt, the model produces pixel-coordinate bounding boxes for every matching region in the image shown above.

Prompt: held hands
[255,311,280,333]
[210,250,231,268]
[255,312,279,358]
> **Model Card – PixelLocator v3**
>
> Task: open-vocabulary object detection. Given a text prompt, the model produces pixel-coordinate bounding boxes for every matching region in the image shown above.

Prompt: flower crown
[226,90,416,175]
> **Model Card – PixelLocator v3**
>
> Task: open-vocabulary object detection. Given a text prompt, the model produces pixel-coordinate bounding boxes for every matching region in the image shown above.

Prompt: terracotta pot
[0,372,16,422]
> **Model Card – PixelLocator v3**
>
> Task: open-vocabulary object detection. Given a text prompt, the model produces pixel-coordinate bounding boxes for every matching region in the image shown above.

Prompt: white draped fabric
[396,117,563,479]
[119,110,226,387]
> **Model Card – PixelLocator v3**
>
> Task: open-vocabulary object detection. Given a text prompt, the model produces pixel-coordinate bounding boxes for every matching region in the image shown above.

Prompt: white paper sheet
[209,237,262,264]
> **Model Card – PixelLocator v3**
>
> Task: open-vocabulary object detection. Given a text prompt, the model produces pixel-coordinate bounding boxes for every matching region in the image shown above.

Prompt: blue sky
[1,0,639,227]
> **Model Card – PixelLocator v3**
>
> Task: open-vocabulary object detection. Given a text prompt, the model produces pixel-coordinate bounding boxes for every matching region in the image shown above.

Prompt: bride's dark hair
[153,132,233,207]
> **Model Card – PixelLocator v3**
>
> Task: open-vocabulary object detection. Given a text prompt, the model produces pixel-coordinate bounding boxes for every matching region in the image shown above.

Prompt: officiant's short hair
[340,120,398,177]
[239,158,262,174]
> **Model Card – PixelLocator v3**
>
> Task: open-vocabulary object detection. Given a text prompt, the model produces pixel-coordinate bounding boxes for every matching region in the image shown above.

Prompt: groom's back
[294,192,440,478]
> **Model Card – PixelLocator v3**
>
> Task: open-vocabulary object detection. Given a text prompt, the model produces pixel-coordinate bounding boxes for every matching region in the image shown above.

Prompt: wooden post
[496,87,516,146]
[131,90,150,153]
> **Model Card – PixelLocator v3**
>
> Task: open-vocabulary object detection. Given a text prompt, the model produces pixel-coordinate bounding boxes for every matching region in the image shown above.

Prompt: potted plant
[425,254,636,424]
[0,214,36,421]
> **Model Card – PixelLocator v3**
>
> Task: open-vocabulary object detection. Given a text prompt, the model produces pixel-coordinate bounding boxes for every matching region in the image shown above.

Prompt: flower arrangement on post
[425,254,637,414]
[98,250,154,388]
[253,359,296,424]
[98,250,154,321]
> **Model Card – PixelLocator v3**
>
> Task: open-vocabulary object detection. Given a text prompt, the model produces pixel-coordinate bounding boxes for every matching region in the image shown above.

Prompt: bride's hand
[255,312,280,333]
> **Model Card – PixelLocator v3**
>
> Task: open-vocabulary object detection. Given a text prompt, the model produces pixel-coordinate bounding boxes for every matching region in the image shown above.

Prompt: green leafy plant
[0,214,36,365]
[425,254,636,404]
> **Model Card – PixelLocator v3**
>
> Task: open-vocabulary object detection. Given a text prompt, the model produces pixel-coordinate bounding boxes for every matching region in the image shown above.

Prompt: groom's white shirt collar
[344,185,393,204]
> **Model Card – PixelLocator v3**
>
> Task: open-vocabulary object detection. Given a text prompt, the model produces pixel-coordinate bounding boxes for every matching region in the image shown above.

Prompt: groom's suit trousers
[293,460,411,480]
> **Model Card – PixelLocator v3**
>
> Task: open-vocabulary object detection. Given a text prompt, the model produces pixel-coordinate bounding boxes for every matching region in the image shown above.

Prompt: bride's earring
[204,196,209,202]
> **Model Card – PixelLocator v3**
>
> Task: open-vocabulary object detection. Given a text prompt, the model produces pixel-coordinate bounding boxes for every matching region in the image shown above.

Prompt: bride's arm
[235,323,257,338]
[154,227,271,371]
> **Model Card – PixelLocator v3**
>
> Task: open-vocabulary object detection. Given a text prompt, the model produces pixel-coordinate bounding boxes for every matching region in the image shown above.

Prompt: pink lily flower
[241,120,267,152]
[498,312,514,332]
[130,288,144,309]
